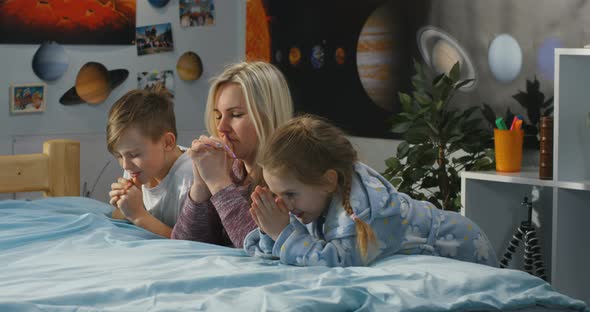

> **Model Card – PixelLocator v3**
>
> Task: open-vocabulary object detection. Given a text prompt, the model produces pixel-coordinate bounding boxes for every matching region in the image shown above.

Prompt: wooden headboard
[0,139,80,197]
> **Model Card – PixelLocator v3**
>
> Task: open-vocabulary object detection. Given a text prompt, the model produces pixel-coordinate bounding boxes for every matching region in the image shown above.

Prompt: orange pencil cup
[494,129,524,172]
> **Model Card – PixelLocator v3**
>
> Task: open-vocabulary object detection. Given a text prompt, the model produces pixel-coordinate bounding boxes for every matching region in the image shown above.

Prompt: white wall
[348,136,401,173]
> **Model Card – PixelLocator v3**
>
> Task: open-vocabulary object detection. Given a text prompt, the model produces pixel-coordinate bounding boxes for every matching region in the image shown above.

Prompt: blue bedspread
[0,197,587,312]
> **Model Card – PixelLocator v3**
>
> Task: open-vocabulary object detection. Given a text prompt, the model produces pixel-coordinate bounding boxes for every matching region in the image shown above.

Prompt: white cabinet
[461,48,590,304]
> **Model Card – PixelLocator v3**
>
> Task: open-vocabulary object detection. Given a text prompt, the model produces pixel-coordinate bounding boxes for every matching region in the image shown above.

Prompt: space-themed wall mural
[248,0,590,139]
[0,0,136,45]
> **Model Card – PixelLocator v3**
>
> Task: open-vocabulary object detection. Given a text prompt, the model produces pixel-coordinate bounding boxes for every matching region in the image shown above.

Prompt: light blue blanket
[0,197,587,312]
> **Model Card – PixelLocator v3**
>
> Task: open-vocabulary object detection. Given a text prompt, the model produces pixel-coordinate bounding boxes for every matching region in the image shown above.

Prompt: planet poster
[263,0,426,139]
[0,0,136,45]
[254,0,590,139]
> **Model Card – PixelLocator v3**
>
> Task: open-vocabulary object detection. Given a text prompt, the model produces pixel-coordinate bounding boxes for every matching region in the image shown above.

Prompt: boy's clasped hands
[109,177,144,222]
[249,186,290,241]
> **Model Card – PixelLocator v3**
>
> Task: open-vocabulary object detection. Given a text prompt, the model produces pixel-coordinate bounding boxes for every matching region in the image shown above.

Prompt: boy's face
[263,169,333,224]
[112,127,167,184]
[214,83,258,165]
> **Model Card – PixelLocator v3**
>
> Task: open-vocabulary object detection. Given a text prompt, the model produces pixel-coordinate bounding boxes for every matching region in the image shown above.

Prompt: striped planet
[32,41,69,81]
[356,1,398,111]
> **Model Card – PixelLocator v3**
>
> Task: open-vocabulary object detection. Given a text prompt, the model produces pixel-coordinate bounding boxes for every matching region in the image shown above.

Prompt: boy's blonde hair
[205,61,293,182]
[259,115,377,263]
[106,85,176,153]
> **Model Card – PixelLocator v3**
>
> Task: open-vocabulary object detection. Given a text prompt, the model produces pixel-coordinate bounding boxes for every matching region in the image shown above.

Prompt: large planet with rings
[417,26,477,91]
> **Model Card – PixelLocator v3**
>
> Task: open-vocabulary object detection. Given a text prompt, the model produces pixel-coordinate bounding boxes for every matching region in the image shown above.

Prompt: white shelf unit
[461,48,590,305]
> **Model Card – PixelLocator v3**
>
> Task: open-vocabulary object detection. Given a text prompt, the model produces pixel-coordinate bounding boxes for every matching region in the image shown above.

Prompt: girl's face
[263,169,335,224]
[112,127,168,185]
[214,83,258,166]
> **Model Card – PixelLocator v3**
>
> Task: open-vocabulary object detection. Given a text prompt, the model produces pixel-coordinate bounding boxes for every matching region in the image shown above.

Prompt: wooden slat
[0,139,80,197]
[0,153,49,193]
[44,140,80,197]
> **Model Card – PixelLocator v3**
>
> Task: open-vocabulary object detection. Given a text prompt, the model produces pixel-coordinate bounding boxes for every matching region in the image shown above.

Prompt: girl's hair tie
[350,213,359,221]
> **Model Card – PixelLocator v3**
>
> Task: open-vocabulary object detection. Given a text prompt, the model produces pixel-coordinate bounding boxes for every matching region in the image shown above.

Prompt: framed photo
[10,83,46,114]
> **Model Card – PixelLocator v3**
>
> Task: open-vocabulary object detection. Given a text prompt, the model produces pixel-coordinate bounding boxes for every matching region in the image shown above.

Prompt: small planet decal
[488,34,522,83]
[148,0,170,8]
[177,51,203,81]
[32,41,69,81]
[289,47,302,66]
[537,37,564,81]
[311,44,325,69]
[335,47,346,65]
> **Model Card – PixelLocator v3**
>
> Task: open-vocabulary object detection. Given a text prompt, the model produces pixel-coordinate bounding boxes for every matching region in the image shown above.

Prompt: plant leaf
[454,79,474,90]
[449,61,460,82]
[399,92,414,113]
[397,141,410,159]
[405,126,430,144]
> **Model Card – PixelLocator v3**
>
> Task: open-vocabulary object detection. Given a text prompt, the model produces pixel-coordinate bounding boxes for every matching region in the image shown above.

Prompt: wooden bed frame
[0,139,80,197]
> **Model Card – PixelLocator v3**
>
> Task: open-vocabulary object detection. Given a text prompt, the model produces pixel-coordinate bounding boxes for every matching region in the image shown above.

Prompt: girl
[244,115,498,267]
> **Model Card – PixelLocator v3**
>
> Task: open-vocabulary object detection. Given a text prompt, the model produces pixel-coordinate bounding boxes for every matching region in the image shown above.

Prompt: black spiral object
[498,197,547,281]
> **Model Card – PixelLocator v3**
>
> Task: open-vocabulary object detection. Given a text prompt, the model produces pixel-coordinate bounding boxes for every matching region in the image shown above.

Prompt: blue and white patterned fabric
[245,162,498,267]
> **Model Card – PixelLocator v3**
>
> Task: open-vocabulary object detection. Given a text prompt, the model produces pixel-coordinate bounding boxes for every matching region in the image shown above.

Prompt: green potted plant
[481,77,553,149]
[382,61,494,212]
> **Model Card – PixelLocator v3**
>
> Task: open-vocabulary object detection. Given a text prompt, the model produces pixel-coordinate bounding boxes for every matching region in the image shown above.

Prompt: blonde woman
[172,61,293,247]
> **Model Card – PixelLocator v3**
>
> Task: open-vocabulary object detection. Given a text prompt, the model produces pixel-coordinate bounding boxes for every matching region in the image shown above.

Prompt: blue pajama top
[244,162,498,267]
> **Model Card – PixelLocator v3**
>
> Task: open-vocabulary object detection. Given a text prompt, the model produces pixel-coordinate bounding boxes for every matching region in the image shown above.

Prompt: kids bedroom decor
[253,0,589,140]
[138,70,175,95]
[32,42,69,82]
[0,0,136,45]
[10,83,47,114]
[59,62,129,105]
[179,0,215,27]
[135,23,174,56]
[481,77,553,149]
[382,61,494,212]
[176,51,203,81]
[148,0,170,8]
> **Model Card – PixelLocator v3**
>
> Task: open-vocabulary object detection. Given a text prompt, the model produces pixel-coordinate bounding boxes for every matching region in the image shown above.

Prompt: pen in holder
[494,128,524,172]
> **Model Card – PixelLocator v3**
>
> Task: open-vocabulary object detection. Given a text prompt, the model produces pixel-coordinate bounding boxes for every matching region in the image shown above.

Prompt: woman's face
[214,83,259,165]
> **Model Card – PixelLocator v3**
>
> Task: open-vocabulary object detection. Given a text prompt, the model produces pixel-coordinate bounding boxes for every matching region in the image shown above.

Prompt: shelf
[555,180,590,191]
[461,169,556,187]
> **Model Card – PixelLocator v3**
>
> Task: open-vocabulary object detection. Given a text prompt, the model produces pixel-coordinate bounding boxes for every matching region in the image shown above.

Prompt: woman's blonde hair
[259,115,377,263]
[205,61,293,183]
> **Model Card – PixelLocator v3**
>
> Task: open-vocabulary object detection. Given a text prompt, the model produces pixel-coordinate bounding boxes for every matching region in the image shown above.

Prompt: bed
[0,141,587,312]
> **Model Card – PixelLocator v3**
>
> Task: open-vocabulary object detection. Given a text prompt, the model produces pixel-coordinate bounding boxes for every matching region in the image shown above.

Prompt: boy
[106,86,193,238]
